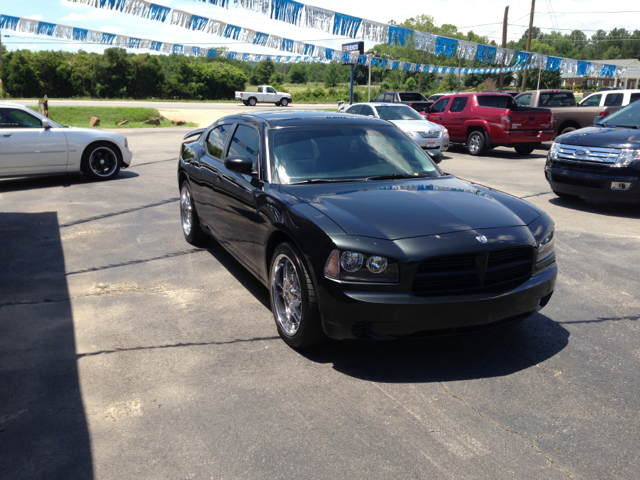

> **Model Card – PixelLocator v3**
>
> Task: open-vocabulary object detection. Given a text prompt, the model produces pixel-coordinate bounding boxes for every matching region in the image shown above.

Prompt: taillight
[501,115,512,130]
[550,112,554,124]
[408,103,413,108]
[599,110,609,118]
[240,93,243,97]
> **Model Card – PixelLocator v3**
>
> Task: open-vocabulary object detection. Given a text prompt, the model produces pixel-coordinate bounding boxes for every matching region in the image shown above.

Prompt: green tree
[324,62,341,88]
[249,61,276,85]
[287,63,308,83]
[439,74,462,92]
[404,76,418,91]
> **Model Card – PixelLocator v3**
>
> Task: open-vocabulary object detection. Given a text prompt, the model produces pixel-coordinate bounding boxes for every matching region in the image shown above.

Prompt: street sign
[342,41,364,65]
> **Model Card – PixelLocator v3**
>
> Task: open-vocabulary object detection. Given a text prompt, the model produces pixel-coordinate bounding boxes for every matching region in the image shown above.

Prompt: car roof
[0,102,28,108]
[220,110,390,128]
[349,103,411,107]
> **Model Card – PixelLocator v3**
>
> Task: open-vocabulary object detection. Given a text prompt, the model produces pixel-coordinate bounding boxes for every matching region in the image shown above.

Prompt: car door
[193,124,234,233]
[265,86,278,103]
[215,123,263,271]
[427,97,450,128]
[0,108,68,176]
[580,94,602,107]
[442,96,468,140]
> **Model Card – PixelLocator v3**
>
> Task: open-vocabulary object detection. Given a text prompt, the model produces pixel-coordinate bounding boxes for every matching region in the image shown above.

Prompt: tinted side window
[630,93,640,104]
[360,105,375,116]
[539,92,574,106]
[374,94,385,102]
[604,93,623,107]
[430,98,450,113]
[207,125,232,159]
[347,105,362,115]
[581,94,601,107]
[516,93,532,106]
[399,93,426,101]
[477,95,516,108]
[267,87,276,93]
[0,108,42,128]
[258,87,263,93]
[227,125,260,171]
[384,93,395,102]
[449,97,468,113]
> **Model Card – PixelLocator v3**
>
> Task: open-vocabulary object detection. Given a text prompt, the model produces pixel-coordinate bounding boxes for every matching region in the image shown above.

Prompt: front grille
[417,131,441,139]
[413,247,534,297]
[557,144,620,163]
[551,173,604,189]
[551,159,611,174]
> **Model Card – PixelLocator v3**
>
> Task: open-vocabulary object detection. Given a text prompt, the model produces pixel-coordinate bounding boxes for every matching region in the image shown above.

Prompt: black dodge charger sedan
[178,111,557,348]
[546,99,640,202]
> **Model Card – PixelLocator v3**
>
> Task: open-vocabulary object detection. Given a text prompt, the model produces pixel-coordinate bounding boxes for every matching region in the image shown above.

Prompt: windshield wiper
[609,125,640,129]
[366,173,428,181]
[289,178,363,185]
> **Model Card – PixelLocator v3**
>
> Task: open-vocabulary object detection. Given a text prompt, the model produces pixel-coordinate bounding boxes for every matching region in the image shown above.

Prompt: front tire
[180,181,207,246]
[81,142,122,181]
[270,243,327,348]
[514,145,535,155]
[553,190,580,200]
[467,131,486,156]
[280,98,289,107]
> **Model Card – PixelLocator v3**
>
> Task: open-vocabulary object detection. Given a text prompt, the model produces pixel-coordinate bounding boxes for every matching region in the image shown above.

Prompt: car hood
[62,127,126,143]
[389,119,443,132]
[281,176,540,240]
[557,126,640,149]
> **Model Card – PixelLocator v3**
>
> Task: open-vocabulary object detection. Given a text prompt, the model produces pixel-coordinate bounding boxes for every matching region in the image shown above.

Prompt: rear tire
[269,243,328,348]
[81,142,122,181]
[243,100,249,106]
[248,97,257,107]
[180,181,207,246]
[514,145,535,155]
[467,131,486,156]
[553,190,580,200]
[275,101,281,106]
[559,126,577,136]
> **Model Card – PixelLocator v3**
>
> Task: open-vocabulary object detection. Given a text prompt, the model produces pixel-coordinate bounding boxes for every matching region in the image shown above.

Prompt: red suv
[427,93,554,155]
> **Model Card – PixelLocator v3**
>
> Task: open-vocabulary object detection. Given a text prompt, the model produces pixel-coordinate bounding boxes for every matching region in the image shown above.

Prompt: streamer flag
[435,37,458,57]
[333,13,362,38]
[388,26,414,47]
[476,45,496,63]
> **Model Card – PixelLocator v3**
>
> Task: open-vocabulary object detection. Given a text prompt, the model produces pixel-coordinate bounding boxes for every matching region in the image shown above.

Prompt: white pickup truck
[235,85,293,107]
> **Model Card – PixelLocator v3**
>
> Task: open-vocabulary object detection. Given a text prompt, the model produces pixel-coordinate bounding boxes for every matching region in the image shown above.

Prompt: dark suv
[374,91,431,113]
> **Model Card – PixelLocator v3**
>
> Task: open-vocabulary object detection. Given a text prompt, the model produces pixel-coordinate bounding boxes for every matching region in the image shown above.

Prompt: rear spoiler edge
[183,128,206,141]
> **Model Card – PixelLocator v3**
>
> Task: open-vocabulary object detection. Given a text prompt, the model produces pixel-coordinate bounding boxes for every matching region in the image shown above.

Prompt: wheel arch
[557,120,581,134]
[81,139,123,164]
[178,169,189,189]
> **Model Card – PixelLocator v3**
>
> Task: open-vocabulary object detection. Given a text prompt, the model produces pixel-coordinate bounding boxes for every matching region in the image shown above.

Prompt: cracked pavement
[1,129,639,479]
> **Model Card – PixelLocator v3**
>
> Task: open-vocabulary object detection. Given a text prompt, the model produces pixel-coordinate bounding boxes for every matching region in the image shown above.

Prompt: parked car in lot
[344,103,449,162]
[235,85,293,107]
[0,102,132,180]
[579,89,640,109]
[177,111,557,347]
[373,91,432,113]
[514,89,619,137]
[426,93,554,155]
[545,100,640,203]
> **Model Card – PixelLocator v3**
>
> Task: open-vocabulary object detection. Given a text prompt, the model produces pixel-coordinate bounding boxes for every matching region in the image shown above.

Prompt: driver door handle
[2,134,12,137]
[459,117,463,121]
[439,116,443,121]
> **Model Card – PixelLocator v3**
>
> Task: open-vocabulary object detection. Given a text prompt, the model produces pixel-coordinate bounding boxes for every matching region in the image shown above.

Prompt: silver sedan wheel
[88,146,118,177]
[271,253,303,336]
[180,185,193,237]
[468,133,482,154]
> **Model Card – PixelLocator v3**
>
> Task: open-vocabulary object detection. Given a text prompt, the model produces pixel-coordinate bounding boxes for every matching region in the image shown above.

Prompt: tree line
[1,14,637,99]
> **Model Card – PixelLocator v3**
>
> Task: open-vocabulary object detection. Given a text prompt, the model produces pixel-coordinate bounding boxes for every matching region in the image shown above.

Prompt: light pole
[366,50,378,102]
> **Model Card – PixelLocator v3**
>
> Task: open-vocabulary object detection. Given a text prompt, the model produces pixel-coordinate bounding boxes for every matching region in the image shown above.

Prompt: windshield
[375,105,423,121]
[269,125,441,184]
[599,100,640,128]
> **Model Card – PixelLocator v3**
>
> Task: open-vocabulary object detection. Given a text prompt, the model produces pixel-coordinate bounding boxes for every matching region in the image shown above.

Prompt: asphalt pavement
[1,129,639,480]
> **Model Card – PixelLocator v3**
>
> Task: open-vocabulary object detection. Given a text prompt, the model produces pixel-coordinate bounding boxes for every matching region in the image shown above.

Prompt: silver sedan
[345,102,450,152]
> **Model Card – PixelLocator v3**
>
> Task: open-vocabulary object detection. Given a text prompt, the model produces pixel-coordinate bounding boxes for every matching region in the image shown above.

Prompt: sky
[1,0,639,57]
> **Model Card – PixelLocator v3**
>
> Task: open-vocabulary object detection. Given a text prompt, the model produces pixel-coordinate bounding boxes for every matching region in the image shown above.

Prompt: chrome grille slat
[557,144,620,164]
[417,131,440,139]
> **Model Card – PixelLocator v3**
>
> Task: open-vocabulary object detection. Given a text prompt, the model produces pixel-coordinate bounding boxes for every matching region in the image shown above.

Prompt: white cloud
[98,25,123,33]
[26,14,43,21]
[60,12,86,22]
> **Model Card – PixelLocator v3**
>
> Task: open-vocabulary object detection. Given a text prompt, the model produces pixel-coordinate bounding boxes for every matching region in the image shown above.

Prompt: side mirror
[42,119,51,129]
[224,155,254,174]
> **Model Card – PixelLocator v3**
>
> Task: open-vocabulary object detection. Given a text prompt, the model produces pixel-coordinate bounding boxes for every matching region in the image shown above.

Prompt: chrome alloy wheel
[89,146,118,177]
[180,185,193,236]
[468,133,482,154]
[272,253,303,336]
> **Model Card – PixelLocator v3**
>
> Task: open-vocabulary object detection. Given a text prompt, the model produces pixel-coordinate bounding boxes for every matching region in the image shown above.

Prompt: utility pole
[521,0,535,92]
[418,49,425,92]
[0,28,4,98]
[499,6,509,90]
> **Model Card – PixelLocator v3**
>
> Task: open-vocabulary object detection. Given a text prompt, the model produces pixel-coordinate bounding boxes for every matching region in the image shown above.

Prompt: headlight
[549,142,560,160]
[614,149,640,167]
[441,128,449,137]
[324,249,399,282]
[537,229,555,263]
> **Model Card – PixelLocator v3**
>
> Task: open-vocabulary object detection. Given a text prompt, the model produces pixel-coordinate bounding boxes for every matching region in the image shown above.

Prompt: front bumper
[121,145,133,167]
[318,263,557,340]
[415,134,449,152]
[545,163,640,202]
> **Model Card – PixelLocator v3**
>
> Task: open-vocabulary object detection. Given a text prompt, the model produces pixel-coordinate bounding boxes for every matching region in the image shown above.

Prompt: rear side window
[631,93,640,104]
[539,92,574,106]
[384,93,395,102]
[346,105,362,115]
[206,124,233,159]
[430,98,450,113]
[227,125,260,171]
[360,105,375,116]
[477,95,517,109]
[604,93,624,107]
[449,97,468,113]
[516,93,532,106]
[399,93,425,101]
[374,94,385,102]
[258,87,263,93]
